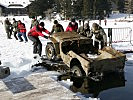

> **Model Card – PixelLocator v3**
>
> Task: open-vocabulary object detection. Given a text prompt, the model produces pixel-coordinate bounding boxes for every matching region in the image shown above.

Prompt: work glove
[44,35,48,39]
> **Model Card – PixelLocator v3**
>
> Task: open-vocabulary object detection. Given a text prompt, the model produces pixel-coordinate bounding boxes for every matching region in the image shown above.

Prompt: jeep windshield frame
[61,38,96,55]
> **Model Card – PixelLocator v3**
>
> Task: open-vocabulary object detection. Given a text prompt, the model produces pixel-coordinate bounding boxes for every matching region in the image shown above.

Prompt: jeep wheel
[45,43,56,61]
[71,65,86,77]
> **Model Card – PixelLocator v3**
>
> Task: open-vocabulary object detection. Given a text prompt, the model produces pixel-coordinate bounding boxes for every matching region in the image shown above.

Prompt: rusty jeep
[45,32,126,77]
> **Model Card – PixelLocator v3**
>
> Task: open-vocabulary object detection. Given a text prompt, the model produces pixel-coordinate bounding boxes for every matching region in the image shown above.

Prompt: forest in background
[27,0,132,20]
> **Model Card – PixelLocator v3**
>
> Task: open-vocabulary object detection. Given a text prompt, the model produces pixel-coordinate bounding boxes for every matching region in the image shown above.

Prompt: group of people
[4,18,28,42]
[65,18,107,50]
[4,17,107,57]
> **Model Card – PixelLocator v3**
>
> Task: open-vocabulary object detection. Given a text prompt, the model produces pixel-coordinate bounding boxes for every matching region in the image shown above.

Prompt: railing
[103,27,133,46]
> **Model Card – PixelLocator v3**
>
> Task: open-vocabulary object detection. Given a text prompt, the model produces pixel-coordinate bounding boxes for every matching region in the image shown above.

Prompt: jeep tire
[45,43,56,61]
[71,65,86,77]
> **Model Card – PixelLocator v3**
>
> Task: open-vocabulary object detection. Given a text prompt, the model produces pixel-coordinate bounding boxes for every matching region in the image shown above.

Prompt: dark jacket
[4,19,12,33]
[12,21,18,32]
[51,24,64,34]
[90,26,107,44]
[77,26,91,38]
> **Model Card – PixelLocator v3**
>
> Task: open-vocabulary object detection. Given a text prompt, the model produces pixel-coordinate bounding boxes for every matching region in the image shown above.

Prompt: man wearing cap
[66,18,78,32]
[28,22,50,56]
[51,20,64,35]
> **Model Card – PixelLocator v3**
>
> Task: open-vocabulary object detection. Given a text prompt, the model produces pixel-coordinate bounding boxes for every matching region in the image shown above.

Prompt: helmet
[39,22,44,28]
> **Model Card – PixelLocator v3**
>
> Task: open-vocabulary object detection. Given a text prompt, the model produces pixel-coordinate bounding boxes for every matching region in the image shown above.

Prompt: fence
[104,27,133,46]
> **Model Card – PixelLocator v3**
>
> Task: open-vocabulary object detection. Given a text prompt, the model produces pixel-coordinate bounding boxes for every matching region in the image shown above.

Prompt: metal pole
[108,28,112,46]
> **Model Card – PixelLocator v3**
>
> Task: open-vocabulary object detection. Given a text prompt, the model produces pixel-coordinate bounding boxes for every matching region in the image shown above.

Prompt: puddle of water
[57,71,133,100]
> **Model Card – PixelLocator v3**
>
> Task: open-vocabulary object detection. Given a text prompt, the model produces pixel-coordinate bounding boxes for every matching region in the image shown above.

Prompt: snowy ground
[0,14,133,100]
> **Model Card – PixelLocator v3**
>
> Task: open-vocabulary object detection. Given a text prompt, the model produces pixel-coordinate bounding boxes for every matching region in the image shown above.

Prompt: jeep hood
[51,32,88,42]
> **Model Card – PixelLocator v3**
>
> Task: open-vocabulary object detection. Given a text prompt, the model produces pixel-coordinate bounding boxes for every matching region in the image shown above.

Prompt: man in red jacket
[28,22,50,56]
[66,18,78,32]
[17,20,28,42]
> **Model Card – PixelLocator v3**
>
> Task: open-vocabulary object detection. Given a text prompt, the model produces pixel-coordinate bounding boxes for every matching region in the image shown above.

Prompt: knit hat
[39,22,44,28]
[71,18,75,22]
[54,20,58,24]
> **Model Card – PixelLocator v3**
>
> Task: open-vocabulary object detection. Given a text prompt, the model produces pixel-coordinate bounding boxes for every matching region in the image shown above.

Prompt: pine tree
[54,0,61,13]
[124,0,133,14]
[92,0,111,19]
[27,0,54,17]
[117,0,125,13]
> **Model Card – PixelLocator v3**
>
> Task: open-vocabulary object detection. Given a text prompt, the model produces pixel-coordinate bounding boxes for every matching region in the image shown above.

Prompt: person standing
[12,18,18,40]
[28,22,50,56]
[66,18,78,32]
[17,20,28,42]
[51,20,64,35]
[99,19,101,25]
[104,18,107,26]
[30,16,39,29]
[77,23,91,38]
[4,18,12,39]
[90,23,107,49]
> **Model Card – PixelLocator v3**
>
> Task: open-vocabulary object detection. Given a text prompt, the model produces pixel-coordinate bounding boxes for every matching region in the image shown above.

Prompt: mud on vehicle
[45,32,126,77]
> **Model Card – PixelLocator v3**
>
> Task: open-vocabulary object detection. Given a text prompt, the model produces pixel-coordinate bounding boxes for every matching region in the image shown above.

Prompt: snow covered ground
[0,14,133,100]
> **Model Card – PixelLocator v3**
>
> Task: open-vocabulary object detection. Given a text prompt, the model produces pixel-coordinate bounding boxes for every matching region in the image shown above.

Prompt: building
[0,3,6,16]
[0,0,31,16]
[5,4,27,16]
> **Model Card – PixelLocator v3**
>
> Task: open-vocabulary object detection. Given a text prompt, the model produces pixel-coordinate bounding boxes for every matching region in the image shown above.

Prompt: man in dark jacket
[4,18,12,39]
[51,20,64,34]
[28,22,50,56]
[90,23,107,49]
[30,16,39,29]
[12,18,18,40]
[77,23,91,38]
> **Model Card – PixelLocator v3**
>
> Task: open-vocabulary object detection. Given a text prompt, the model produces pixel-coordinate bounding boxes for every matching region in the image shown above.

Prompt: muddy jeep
[45,32,126,76]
